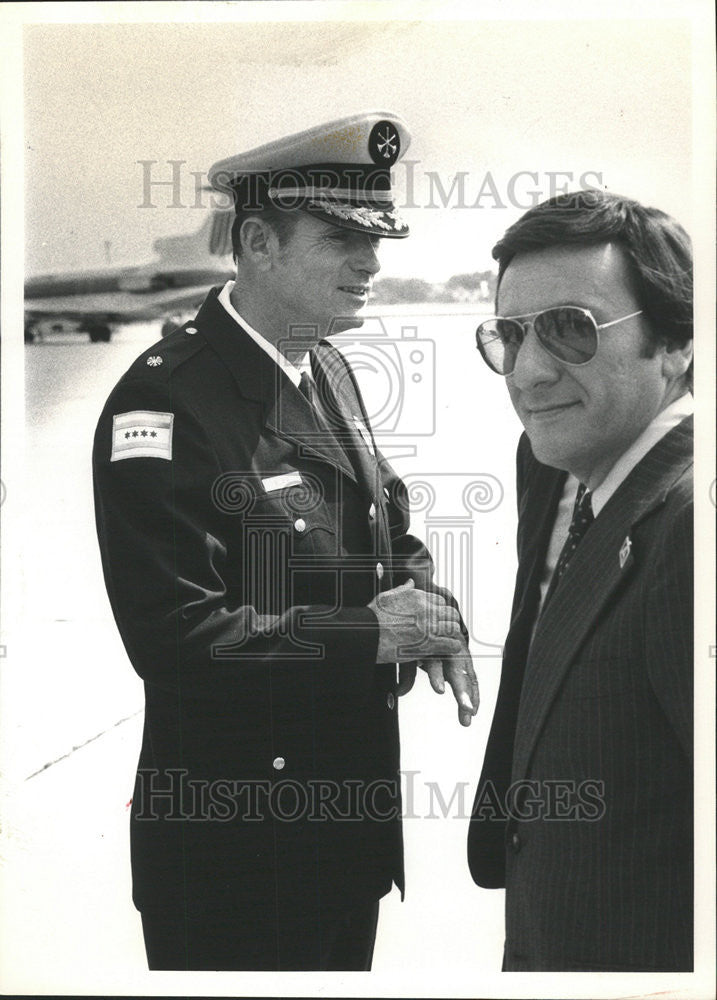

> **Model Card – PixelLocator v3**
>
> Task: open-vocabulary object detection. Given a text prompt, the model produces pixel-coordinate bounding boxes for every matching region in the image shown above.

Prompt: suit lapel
[476,455,564,798]
[510,456,566,632]
[195,289,358,484]
[512,418,693,781]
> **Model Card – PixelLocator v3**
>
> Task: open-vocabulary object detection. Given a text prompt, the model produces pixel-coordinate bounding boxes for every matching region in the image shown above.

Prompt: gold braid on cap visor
[307,198,408,231]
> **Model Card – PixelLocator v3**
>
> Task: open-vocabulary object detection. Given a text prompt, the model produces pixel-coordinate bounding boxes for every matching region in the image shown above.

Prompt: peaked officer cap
[208,111,411,238]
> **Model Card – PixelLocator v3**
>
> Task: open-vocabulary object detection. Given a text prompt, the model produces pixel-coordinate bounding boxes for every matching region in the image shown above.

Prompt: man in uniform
[468,190,693,970]
[93,111,478,971]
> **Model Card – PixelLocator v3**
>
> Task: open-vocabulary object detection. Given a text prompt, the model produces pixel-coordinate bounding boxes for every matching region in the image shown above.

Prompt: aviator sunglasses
[475,305,643,376]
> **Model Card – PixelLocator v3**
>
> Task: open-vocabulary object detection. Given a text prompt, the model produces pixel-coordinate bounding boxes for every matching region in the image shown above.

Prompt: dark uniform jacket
[467,420,693,971]
[93,288,443,931]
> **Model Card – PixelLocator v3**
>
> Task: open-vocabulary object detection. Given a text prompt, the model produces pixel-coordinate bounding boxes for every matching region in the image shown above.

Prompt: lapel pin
[619,535,632,569]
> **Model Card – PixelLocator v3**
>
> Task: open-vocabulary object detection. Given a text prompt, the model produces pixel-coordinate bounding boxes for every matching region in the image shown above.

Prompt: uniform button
[272,756,285,770]
[369,503,376,520]
[387,692,395,710]
[376,561,384,579]
[294,518,306,532]
[511,832,521,852]
[185,326,197,335]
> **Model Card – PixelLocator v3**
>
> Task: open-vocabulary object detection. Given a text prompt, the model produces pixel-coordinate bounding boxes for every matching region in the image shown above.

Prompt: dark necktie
[544,483,594,605]
[309,346,349,437]
[308,344,377,491]
[298,357,343,438]
[298,369,314,404]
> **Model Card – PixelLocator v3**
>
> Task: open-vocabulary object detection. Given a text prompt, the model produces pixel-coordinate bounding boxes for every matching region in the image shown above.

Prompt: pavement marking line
[25,708,143,781]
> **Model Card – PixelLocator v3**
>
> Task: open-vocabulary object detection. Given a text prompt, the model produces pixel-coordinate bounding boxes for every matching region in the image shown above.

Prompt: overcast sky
[22,7,697,281]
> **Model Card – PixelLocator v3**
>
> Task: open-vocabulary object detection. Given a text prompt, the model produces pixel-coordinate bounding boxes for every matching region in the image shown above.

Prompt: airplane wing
[25,278,231,325]
[25,209,234,341]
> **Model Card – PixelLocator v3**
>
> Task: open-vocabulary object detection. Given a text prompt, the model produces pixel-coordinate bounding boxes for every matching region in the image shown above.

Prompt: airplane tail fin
[153,209,233,263]
[208,210,233,257]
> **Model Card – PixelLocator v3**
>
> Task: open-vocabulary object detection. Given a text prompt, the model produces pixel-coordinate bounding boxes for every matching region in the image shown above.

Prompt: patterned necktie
[544,483,594,605]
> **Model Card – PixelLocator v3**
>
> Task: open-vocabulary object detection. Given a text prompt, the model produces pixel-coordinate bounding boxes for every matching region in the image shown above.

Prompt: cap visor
[303,199,410,238]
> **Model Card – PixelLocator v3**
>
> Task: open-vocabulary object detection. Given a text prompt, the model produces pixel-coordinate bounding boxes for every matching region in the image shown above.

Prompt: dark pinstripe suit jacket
[468,418,693,971]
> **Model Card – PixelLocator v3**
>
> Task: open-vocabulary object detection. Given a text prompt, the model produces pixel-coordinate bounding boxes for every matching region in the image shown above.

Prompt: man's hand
[419,648,479,727]
[368,579,463,664]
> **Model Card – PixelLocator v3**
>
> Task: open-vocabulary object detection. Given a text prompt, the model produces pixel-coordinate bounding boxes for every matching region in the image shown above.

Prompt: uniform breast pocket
[245,486,339,557]
[238,488,340,614]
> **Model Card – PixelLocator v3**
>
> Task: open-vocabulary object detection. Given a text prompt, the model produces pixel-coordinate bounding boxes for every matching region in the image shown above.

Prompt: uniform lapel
[512,418,693,781]
[313,340,381,498]
[195,289,358,484]
[263,380,359,485]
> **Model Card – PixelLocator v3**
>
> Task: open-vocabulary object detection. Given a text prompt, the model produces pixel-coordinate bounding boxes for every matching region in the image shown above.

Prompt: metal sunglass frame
[475,305,644,376]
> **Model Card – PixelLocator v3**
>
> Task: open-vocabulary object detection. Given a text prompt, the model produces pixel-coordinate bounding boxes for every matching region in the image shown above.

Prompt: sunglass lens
[476,319,523,374]
[534,307,597,364]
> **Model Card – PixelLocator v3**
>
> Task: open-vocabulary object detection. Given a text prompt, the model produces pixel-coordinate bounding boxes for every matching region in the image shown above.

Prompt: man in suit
[467,190,693,971]
[93,111,478,971]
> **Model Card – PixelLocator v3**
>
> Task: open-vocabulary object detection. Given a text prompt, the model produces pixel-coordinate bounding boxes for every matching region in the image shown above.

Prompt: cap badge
[369,120,400,166]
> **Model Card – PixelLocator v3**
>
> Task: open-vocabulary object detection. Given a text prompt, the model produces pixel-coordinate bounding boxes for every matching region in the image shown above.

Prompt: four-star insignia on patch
[147,356,163,367]
[111,411,174,461]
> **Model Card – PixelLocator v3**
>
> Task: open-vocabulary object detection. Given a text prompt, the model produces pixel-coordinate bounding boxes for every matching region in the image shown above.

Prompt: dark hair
[493,189,693,383]
[231,205,298,262]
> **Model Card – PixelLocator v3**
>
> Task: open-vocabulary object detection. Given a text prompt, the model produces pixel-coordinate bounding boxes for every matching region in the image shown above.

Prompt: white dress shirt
[217,280,310,385]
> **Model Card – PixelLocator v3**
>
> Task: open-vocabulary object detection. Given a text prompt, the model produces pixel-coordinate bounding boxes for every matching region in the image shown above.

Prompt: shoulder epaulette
[122,323,207,382]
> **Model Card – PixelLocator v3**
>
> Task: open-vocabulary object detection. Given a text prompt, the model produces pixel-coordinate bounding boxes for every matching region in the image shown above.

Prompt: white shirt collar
[217,280,309,387]
[590,392,693,516]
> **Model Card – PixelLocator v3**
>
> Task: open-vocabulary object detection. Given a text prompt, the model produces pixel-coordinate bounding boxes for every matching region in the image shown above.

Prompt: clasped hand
[368,579,479,726]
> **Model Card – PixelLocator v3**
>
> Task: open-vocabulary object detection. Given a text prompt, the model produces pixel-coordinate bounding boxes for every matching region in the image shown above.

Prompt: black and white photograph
[1,1,715,996]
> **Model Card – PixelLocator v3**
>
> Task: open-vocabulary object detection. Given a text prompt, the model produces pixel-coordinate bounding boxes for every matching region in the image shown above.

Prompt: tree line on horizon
[372,270,497,305]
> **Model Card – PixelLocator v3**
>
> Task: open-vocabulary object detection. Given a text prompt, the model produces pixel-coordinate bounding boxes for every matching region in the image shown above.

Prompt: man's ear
[661,338,693,383]
[239,218,275,271]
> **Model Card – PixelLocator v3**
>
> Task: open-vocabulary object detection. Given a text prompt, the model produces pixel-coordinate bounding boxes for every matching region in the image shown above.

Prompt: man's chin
[330,314,366,335]
[526,432,575,473]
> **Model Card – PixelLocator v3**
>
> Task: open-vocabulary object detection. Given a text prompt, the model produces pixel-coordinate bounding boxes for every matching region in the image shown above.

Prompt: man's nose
[352,237,381,275]
[509,324,560,389]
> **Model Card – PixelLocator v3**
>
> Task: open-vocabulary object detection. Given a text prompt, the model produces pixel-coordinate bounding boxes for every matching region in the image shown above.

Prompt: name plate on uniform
[261,471,303,493]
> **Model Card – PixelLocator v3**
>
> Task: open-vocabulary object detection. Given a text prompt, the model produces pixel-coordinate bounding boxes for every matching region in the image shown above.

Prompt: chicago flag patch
[111,411,174,462]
